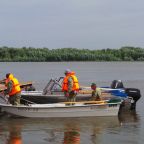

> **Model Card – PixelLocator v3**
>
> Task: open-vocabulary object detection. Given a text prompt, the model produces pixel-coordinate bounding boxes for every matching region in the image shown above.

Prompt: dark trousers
[9,93,21,105]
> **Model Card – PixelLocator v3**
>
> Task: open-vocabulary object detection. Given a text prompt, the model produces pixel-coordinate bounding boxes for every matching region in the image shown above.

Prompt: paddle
[20,82,33,89]
[61,99,122,105]
[61,100,106,105]
[79,87,127,98]
[0,82,33,93]
[0,79,6,84]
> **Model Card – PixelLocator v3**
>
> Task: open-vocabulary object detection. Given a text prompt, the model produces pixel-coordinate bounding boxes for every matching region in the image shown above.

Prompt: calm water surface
[0,62,144,144]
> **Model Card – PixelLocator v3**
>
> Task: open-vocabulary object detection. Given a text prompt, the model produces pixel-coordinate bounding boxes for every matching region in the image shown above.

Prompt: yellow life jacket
[8,74,21,96]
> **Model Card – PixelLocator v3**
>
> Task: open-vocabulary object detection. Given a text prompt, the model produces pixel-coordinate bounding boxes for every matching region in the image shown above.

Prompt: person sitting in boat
[62,69,80,104]
[90,83,101,101]
[4,73,21,105]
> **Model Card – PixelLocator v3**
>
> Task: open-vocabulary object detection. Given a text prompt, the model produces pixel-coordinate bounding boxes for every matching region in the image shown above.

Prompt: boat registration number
[18,107,39,112]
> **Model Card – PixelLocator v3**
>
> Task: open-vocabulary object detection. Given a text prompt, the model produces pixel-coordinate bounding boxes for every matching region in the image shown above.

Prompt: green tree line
[0,46,144,62]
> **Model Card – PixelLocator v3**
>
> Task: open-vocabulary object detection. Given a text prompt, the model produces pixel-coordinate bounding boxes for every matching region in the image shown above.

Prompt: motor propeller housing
[110,80,141,110]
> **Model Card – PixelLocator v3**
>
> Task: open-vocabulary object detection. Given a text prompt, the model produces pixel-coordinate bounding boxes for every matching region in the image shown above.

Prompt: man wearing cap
[62,69,79,104]
[90,83,101,101]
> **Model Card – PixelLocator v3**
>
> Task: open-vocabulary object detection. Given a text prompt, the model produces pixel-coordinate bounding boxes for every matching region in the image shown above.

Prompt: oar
[61,100,106,105]
[20,81,33,88]
[79,89,127,98]
[81,86,126,92]
[0,79,6,84]
[0,82,34,93]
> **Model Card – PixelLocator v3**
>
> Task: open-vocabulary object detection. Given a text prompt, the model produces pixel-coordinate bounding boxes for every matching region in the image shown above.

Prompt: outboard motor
[111,80,124,89]
[125,88,141,110]
[111,80,141,110]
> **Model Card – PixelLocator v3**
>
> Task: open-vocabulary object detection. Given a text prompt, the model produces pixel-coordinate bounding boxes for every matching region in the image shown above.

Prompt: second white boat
[0,101,121,118]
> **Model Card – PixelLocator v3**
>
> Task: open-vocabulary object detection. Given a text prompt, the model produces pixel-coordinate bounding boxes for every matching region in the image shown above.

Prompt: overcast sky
[0,0,144,49]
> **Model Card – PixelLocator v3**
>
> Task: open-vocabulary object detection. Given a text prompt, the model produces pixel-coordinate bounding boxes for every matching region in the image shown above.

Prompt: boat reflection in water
[0,111,140,144]
[63,124,80,144]
[118,109,140,124]
[1,120,23,144]
[7,126,22,144]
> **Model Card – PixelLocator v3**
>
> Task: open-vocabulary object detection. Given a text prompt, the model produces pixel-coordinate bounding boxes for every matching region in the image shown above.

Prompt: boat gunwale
[0,102,121,109]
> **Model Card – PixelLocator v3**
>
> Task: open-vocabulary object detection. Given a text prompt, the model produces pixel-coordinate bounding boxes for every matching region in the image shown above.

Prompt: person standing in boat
[90,83,101,101]
[4,73,21,105]
[62,69,80,104]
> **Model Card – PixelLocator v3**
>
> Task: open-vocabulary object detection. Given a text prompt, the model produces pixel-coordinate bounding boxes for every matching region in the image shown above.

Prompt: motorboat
[21,77,141,111]
[0,77,141,112]
[0,100,121,118]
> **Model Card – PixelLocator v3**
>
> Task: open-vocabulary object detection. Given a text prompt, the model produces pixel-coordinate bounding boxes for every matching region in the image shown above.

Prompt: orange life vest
[63,128,80,144]
[62,72,79,92]
[9,137,22,144]
[7,74,21,96]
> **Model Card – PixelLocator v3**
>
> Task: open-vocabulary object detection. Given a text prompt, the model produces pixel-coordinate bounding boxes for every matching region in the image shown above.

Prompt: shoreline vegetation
[0,46,144,62]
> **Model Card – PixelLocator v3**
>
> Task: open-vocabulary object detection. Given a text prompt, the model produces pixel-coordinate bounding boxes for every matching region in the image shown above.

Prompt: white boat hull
[0,102,120,118]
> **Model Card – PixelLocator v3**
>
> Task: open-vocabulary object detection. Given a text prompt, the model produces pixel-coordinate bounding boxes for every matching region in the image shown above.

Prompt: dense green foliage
[0,46,144,62]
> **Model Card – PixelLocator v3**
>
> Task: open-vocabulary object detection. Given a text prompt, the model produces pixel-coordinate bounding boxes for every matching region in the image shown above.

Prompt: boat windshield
[42,77,64,95]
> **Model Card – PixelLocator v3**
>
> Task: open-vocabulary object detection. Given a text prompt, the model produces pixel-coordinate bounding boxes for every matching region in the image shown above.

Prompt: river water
[0,62,144,144]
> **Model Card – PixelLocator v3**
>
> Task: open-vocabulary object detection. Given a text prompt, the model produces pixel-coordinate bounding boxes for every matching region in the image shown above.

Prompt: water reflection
[90,127,102,144]
[0,118,23,144]
[42,117,120,144]
[118,110,140,124]
[0,113,140,144]
[63,124,80,144]
[6,124,22,144]
[105,111,141,144]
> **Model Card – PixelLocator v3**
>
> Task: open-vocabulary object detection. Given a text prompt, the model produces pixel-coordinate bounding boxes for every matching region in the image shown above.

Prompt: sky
[0,0,144,49]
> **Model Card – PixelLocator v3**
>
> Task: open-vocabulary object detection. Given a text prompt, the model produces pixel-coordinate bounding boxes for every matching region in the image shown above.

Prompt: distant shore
[0,46,144,62]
